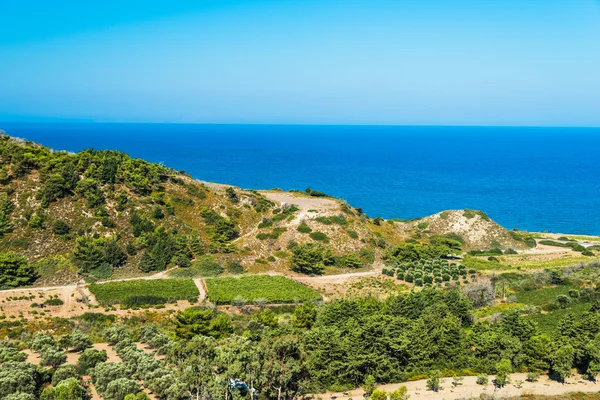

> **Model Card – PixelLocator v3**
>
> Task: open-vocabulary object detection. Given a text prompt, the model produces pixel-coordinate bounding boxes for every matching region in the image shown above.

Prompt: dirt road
[323,373,600,400]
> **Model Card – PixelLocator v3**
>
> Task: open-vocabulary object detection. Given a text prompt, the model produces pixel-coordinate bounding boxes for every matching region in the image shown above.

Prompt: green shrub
[297,222,312,234]
[347,230,359,239]
[256,227,287,240]
[90,263,113,279]
[315,216,332,225]
[309,231,329,243]
[305,188,330,197]
[44,298,64,306]
[226,261,244,274]
[52,220,70,235]
[170,256,224,278]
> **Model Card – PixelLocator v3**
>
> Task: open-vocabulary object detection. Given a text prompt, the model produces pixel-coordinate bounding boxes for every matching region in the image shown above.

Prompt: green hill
[0,133,527,288]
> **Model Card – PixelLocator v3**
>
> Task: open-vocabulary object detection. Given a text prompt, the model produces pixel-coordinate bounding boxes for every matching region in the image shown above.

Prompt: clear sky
[1,0,599,126]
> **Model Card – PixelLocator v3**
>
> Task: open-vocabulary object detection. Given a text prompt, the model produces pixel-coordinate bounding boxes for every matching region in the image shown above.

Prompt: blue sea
[1,123,599,235]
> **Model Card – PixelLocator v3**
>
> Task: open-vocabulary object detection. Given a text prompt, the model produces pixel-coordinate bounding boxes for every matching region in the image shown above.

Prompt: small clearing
[261,191,340,219]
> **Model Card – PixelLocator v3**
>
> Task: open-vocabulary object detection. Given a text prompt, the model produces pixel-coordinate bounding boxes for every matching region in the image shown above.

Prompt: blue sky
[1,0,599,126]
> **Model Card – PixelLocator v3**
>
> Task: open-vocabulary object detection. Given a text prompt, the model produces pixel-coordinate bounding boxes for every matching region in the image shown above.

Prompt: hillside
[396,209,534,251]
[0,133,530,288]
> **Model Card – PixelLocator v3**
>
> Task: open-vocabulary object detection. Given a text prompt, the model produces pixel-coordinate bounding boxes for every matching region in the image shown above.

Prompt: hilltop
[0,133,536,288]
[396,209,533,251]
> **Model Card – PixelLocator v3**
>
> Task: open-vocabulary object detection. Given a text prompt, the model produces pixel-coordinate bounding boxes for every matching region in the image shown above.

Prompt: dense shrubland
[5,285,600,399]
[0,134,267,285]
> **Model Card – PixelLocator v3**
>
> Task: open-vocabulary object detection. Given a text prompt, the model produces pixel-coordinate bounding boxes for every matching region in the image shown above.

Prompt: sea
[1,123,599,235]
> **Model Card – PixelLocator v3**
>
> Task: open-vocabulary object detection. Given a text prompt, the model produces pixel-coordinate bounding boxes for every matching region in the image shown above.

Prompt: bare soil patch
[323,373,600,400]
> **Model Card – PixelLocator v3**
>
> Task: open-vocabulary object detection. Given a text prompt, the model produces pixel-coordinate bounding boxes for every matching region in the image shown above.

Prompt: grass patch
[515,284,575,307]
[89,278,199,306]
[169,256,224,278]
[527,302,591,335]
[205,275,322,304]
[256,227,287,240]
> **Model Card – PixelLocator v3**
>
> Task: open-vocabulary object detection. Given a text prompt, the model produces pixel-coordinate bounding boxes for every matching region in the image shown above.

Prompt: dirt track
[323,373,600,400]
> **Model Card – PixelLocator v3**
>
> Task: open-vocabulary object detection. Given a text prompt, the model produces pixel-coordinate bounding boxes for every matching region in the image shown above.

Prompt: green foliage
[256,227,287,240]
[426,370,442,391]
[51,220,70,236]
[151,205,164,220]
[89,278,199,305]
[290,242,334,275]
[174,307,233,339]
[170,255,224,278]
[225,187,239,203]
[41,378,87,400]
[387,243,454,262]
[476,374,489,386]
[226,261,244,274]
[104,240,127,268]
[200,208,238,251]
[553,345,574,382]
[77,348,108,374]
[371,390,387,400]
[40,346,67,368]
[463,209,490,221]
[205,276,321,304]
[0,341,27,363]
[494,359,512,387]
[51,365,79,386]
[389,386,409,400]
[363,375,377,397]
[309,231,329,243]
[72,236,105,273]
[305,187,330,197]
[44,298,65,306]
[292,302,317,329]
[297,222,312,234]
[0,210,13,237]
[0,252,37,289]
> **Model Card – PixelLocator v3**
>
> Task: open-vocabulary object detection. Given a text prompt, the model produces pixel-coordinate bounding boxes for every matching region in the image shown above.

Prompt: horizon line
[1,121,600,130]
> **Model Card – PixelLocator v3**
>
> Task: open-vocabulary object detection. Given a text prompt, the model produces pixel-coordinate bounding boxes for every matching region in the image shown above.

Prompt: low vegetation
[205,275,321,304]
[88,278,199,306]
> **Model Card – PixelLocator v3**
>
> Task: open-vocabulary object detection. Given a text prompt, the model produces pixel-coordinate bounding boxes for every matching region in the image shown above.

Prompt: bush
[91,263,113,279]
[0,252,37,289]
[226,261,244,274]
[170,256,224,278]
[476,374,489,386]
[526,372,540,382]
[44,298,64,306]
[51,220,70,235]
[309,231,329,243]
[297,222,312,234]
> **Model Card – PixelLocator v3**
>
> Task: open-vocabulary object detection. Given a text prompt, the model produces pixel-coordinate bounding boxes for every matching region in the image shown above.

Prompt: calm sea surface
[2,123,599,235]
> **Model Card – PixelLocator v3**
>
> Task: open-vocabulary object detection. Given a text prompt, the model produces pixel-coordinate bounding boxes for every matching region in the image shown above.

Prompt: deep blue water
[1,123,599,235]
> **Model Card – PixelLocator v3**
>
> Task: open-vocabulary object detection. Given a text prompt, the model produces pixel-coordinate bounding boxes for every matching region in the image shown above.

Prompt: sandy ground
[322,373,600,400]
[261,191,340,220]
[194,278,208,302]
